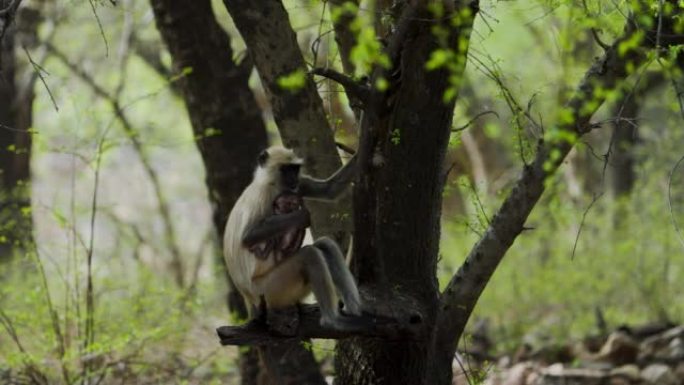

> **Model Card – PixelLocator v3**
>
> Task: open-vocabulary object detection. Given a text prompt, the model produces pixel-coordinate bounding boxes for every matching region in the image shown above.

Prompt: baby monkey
[249,192,306,280]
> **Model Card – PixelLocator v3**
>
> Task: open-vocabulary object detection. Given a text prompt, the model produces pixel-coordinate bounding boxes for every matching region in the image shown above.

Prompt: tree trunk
[610,96,639,196]
[0,5,34,261]
[336,3,478,384]
[149,0,267,238]
[610,72,665,197]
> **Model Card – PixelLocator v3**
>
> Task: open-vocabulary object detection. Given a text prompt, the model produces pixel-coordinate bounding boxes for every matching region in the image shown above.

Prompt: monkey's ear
[257,150,269,167]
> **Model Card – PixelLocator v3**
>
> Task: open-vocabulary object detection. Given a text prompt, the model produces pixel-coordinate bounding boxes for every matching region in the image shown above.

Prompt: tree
[215,1,684,384]
[0,0,39,261]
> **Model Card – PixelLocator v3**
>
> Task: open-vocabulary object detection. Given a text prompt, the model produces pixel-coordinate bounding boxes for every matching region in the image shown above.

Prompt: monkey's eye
[257,150,269,167]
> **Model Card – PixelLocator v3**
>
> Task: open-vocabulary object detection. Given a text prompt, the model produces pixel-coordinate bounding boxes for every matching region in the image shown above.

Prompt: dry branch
[216,305,421,346]
[311,67,370,107]
[217,300,423,346]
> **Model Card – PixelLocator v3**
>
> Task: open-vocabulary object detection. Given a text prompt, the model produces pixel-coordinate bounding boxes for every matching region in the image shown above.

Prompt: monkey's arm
[299,155,357,200]
[242,211,310,248]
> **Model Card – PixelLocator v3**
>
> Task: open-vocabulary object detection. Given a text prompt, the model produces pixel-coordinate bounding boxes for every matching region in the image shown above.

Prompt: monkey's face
[280,163,301,191]
[255,146,303,190]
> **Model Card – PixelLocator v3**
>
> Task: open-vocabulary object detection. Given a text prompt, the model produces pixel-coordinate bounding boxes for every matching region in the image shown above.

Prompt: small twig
[468,181,491,227]
[114,0,134,99]
[570,191,604,260]
[310,2,330,67]
[580,0,610,50]
[0,309,26,353]
[442,162,457,184]
[591,28,611,50]
[311,67,370,106]
[655,0,664,53]
[87,0,109,57]
[452,110,499,132]
[82,124,111,384]
[452,353,473,385]
[22,46,59,111]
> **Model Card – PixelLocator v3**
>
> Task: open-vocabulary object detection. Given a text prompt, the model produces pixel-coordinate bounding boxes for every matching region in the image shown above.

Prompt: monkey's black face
[280,164,301,191]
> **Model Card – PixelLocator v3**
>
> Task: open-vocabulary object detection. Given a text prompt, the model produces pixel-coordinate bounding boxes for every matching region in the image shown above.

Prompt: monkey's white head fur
[253,146,303,185]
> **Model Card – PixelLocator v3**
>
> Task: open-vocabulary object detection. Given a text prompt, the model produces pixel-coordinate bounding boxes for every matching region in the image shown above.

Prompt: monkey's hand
[248,240,274,260]
[242,210,310,249]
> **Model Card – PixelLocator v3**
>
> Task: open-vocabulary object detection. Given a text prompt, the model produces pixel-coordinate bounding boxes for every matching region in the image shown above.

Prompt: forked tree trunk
[336,3,477,383]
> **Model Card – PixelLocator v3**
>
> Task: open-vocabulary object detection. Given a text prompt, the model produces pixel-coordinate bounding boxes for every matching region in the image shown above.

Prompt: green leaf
[426,49,451,71]
[277,69,307,92]
[375,77,389,91]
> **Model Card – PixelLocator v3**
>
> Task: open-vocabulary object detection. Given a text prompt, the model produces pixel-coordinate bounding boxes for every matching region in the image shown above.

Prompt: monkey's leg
[301,246,372,331]
[254,246,368,331]
[313,237,362,316]
[256,296,268,323]
[297,246,341,324]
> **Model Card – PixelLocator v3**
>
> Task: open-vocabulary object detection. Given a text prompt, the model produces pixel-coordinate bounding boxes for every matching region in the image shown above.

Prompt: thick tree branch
[0,0,21,46]
[0,0,20,16]
[430,11,684,384]
[311,67,369,106]
[130,34,172,80]
[216,306,419,346]
[328,0,358,75]
[217,291,426,346]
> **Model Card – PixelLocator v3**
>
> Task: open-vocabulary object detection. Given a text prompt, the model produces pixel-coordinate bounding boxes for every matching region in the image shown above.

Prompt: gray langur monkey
[223,146,367,330]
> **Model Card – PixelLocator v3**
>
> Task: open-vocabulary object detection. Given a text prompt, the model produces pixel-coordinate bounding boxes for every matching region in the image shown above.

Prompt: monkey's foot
[339,299,362,317]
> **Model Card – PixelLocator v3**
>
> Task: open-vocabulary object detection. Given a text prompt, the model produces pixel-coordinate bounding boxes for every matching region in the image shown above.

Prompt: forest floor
[457,321,684,385]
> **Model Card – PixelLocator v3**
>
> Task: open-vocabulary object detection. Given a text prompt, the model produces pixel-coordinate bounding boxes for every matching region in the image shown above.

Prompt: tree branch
[328,0,358,75]
[0,0,22,39]
[130,34,172,80]
[311,67,369,106]
[217,310,413,346]
[217,297,424,346]
[0,0,21,16]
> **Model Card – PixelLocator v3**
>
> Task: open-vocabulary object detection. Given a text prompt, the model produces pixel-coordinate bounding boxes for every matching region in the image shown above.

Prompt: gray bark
[336,2,478,384]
